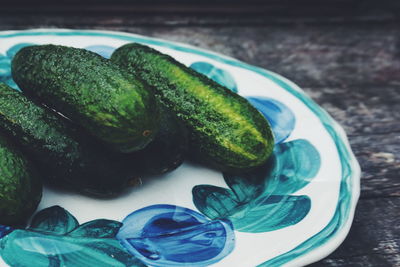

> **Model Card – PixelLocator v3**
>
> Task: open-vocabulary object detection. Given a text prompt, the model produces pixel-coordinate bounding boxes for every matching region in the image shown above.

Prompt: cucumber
[0,132,42,226]
[0,83,139,197]
[111,43,274,171]
[11,44,160,153]
[134,107,188,175]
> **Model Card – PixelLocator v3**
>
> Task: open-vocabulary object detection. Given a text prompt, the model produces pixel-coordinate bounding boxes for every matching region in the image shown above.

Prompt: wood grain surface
[0,4,399,266]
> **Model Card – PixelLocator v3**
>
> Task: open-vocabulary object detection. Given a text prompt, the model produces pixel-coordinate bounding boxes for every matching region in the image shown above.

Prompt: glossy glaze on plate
[0,29,360,267]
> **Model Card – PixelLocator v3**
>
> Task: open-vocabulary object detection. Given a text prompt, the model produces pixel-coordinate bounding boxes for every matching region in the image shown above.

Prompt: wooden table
[1,1,399,266]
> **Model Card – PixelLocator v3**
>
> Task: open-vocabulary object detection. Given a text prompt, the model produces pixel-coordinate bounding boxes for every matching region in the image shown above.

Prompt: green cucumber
[0,83,139,197]
[11,44,160,153]
[111,43,274,171]
[134,107,188,175]
[0,132,42,226]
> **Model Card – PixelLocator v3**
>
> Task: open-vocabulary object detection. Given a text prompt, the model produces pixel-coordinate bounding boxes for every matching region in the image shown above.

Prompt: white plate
[0,29,360,267]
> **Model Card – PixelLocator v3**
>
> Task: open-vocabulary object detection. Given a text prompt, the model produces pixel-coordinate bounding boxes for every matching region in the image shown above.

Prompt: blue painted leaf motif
[261,139,321,196]
[193,186,311,233]
[85,45,116,59]
[67,220,122,238]
[116,204,235,267]
[0,54,11,81]
[190,61,238,93]
[0,230,145,267]
[224,139,321,200]
[192,185,241,219]
[0,206,145,267]
[246,97,296,144]
[230,195,311,233]
[29,206,79,235]
[3,77,18,89]
[221,162,273,203]
[194,139,320,233]
[0,54,16,89]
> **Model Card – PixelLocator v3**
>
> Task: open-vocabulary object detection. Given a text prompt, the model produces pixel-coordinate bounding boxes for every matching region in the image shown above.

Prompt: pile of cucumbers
[0,43,274,225]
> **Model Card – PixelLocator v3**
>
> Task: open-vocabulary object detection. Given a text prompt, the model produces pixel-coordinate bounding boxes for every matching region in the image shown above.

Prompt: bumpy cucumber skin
[134,107,188,176]
[0,133,42,226]
[12,45,160,153]
[0,83,140,197]
[111,43,274,171]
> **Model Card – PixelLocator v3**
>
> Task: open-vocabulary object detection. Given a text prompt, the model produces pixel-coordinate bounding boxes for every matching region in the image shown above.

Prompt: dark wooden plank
[0,15,398,28]
[0,0,399,20]
[0,0,400,27]
[302,86,400,199]
[166,26,400,88]
[309,197,400,267]
[350,133,400,198]
[304,86,400,136]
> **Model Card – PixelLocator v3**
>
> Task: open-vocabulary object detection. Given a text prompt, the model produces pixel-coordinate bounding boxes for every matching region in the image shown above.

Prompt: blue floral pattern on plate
[85,45,116,59]
[193,139,320,233]
[0,206,145,267]
[117,205,235,267]
[190,61,238,93]
[246,97,296,144]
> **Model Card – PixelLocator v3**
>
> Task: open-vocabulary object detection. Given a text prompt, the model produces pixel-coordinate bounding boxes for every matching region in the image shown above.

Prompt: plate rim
[0,28,361,267]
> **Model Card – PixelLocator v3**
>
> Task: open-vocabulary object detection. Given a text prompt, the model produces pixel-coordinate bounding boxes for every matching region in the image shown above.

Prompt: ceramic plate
[0,29,360,267]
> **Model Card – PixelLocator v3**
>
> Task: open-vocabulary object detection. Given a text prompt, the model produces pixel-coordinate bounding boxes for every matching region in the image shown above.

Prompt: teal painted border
[0,29,360,267]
